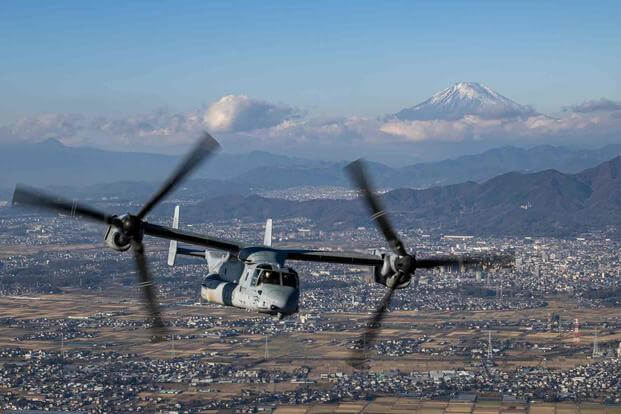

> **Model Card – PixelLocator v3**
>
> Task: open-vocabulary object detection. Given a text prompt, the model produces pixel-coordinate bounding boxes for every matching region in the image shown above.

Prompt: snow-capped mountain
[394,82,537,121]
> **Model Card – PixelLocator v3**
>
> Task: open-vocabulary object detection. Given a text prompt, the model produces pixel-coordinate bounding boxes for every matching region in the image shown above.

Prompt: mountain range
[235,144,621,189]
[5,143,621,238]
[1,138,620,201]
[179,156,621,238]
[0,138,328,190]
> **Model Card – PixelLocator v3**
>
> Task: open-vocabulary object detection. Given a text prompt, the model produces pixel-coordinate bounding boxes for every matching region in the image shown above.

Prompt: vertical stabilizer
[263,218,273,247]
[167,205,180,266]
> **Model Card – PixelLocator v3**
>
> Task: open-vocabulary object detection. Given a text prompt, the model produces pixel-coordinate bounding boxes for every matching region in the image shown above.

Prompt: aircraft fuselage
[200,254,300,318]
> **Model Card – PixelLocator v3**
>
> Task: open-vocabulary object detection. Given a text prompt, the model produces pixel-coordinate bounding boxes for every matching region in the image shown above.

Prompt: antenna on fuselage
[263,218,273,247]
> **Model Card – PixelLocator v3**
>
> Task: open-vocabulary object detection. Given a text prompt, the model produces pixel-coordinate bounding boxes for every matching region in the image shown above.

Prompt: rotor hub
[396,254,414,274]
[118,214,143,241]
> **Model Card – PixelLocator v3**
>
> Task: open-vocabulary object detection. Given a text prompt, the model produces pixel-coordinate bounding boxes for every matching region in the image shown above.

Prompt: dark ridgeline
[182,156,621,238]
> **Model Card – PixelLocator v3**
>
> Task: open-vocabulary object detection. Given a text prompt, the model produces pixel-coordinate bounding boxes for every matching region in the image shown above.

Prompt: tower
[487,330,493,360]
[574,318,580,344]
[264,334,269,360]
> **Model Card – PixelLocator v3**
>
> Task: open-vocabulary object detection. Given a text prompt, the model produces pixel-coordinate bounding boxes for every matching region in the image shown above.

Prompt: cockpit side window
[258,270,280,285]
[250,269,260,286]
[282,270,298,288]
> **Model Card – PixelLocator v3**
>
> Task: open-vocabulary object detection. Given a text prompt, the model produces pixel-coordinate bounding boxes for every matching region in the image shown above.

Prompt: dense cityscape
[1,196,621,412]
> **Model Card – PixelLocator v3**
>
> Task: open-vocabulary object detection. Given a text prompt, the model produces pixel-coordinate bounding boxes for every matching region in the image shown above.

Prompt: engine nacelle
[373,254,411,289]
[201,274,239,306]
[104,225,131,252]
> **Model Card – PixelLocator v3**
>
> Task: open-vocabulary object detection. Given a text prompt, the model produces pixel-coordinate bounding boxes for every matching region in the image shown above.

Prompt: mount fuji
[394,82,538,121]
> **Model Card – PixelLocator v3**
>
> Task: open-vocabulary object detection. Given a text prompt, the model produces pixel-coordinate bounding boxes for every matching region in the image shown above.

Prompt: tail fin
[167,205,180,266]
[263,218,273,247]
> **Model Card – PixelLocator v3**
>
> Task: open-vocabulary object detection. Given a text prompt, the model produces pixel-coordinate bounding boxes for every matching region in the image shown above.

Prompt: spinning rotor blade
[132,239,167,337]
[345,159,412,368]
[349,285,396,368]
[12,185,114,225]
[416,254,514,270]
[12,133,224,339]
[344,161,514,369]
[346,159,407,257]
[137,131,220,219]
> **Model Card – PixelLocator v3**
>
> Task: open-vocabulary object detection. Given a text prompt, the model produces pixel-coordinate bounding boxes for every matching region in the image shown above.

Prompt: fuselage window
[258,270,281,286]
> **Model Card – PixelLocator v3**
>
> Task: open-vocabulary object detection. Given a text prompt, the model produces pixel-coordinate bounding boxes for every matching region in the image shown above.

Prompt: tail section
[167,205,214,266]
[263,218,273,247]
[167,206,180,266]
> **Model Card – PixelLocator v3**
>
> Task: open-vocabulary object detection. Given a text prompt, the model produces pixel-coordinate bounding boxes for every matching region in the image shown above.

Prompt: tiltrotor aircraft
[12,132,511,363]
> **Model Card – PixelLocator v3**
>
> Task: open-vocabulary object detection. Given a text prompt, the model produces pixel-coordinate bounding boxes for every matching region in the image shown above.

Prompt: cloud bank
[565,98,621,113]
[379,111,621,143]
[1,93,620,159]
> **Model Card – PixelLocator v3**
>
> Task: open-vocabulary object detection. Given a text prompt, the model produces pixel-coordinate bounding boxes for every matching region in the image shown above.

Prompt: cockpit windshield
[256,268,299,287]
[258,270,280,285]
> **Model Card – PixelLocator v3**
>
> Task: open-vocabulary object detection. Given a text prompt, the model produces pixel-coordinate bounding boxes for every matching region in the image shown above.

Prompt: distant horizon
[2,2,620,163]
[1,134,620,194]
[0,82,621,166]
[5,134,621,167]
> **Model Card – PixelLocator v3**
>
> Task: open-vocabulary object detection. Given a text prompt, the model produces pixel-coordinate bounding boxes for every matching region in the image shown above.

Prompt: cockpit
[254,264,299,288]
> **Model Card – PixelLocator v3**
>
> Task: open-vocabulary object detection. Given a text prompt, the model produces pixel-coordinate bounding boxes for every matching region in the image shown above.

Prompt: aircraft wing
[285,249,513,269]
[284,249,383,267]
[415,254,515,269]
[143,222,243,253]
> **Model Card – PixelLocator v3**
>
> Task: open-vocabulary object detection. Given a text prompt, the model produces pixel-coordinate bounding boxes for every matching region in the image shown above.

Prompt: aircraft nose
[284,290,299,313]
[271,289,299,315]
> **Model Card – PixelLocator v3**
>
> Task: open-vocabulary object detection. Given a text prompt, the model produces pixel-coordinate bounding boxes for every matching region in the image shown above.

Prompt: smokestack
[574,318,580,344]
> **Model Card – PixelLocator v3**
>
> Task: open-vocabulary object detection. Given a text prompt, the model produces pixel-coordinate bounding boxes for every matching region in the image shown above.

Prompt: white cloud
[379,112,621,143]
[1,113,87,142]
[565,98,621,113]
[261,116,371,142]
[203,95,301,132]
[380,118,475,142]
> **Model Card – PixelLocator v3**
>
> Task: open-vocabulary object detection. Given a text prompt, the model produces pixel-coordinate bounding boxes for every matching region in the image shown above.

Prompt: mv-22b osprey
[13,132,511,349]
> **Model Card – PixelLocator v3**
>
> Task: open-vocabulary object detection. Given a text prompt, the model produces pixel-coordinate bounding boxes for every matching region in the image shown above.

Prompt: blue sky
[1,1,620,161]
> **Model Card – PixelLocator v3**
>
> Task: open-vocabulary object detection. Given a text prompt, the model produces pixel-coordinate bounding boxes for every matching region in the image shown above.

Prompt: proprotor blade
[349,285,396,368]
[12,185,114,225]
[415,254,515,270]
[137,131,220,220]
[345,159,407,256]
[131,239,167,337]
